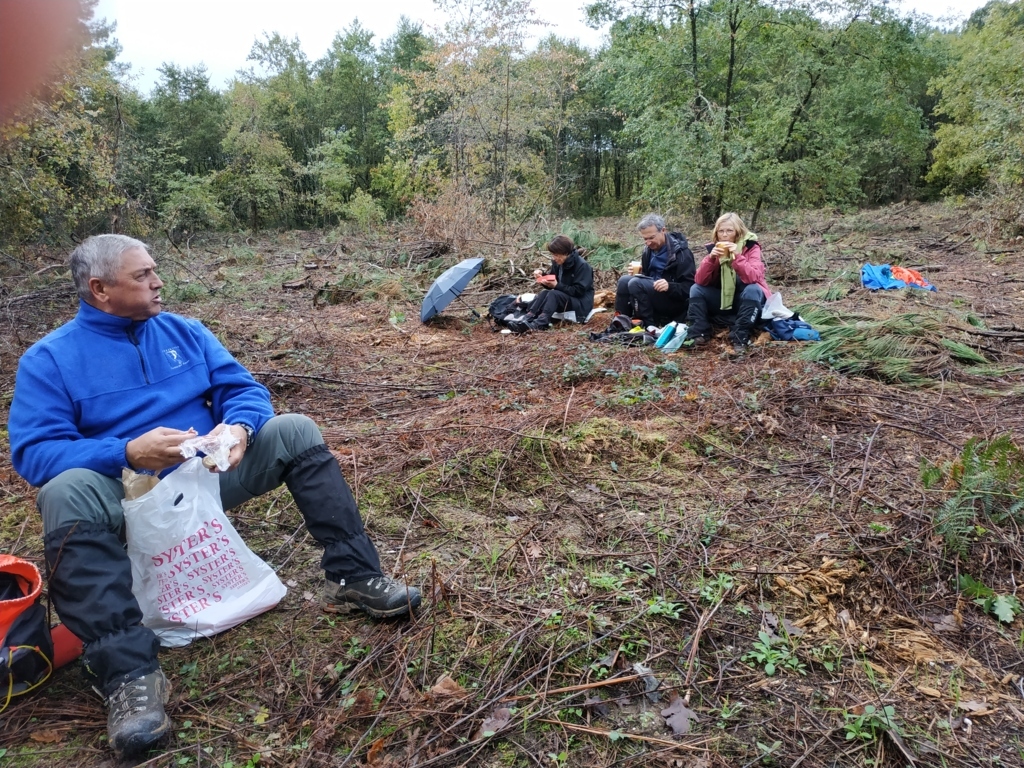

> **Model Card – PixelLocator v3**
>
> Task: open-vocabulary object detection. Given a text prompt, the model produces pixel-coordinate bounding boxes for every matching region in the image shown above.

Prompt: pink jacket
[695,242,772,300]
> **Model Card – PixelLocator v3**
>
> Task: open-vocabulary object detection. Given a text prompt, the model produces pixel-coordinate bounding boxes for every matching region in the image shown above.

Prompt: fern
[922,434,1024,555]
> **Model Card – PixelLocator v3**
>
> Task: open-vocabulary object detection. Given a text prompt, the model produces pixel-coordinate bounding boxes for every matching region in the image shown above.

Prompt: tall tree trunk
[751,70,822,229]
[715,0,741,218]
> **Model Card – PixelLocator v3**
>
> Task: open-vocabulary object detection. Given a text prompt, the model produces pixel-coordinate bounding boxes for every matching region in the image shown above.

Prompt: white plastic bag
[761,291,794,320]
[122,457,287,647]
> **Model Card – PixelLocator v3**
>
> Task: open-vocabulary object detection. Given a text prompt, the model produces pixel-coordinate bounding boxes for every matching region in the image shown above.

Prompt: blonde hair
[712,212,748,245]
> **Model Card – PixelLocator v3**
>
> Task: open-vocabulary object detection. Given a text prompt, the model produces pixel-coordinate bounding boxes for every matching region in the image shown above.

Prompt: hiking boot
[507,318,532,334]
[729,341,749,357]
[680,333,710,349]
[502,312,527,325]
[322,576,421,618]
[106,670,171,759]
[525,314,550,331]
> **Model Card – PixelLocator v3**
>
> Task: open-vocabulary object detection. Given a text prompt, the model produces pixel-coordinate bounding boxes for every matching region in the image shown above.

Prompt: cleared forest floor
[3,201,1024,767]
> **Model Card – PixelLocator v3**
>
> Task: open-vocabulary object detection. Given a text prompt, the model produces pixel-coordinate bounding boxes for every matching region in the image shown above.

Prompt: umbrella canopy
[421,257,485,322]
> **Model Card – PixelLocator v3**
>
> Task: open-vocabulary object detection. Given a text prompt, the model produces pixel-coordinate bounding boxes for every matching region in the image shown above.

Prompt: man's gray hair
[70,234,149,301]
[637,213,665,231]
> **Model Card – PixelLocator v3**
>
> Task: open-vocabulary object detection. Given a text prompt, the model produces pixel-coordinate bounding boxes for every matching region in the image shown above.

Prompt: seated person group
[6,211,770,759]
[515,211,771,353]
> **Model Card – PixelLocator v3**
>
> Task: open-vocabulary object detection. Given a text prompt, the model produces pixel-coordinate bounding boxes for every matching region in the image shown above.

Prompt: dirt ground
[2,201,1024,767]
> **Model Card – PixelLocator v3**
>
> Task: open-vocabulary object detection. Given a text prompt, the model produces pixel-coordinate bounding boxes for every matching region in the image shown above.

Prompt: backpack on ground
[488,294,529,329]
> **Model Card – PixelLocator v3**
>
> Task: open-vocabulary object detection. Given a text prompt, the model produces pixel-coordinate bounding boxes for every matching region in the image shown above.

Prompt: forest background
[1,0,1023,248]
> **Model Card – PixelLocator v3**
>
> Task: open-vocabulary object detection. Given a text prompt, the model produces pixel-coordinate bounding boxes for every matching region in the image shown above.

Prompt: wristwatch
[234,423,256,448]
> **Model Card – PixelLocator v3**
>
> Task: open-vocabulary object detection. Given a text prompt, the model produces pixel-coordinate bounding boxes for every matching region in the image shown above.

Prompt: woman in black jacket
[510,235,594,332]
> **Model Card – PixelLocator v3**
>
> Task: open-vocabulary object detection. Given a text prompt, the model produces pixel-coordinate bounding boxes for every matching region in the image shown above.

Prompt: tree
[0,0,125,241]
[927,1,1024,199]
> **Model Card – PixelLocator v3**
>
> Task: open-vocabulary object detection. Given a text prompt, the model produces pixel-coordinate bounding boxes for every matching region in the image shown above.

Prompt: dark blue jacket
[543,250,594,317]
[9,301,274,487]
[640,232,696,305]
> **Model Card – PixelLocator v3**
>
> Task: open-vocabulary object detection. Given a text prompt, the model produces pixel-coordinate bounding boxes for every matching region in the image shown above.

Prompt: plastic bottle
[654,322,677,348]
[662,323,689,353]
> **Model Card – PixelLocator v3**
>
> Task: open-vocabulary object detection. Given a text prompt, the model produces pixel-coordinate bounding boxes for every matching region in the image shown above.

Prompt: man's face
[639,226,666,251]
[94,247,164,321]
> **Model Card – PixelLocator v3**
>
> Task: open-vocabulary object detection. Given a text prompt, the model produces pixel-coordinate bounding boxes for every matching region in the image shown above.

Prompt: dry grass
[2,203,1024,767]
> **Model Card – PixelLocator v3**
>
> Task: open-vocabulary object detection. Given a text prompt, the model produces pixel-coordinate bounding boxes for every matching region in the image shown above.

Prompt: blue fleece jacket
[9,301,275,487]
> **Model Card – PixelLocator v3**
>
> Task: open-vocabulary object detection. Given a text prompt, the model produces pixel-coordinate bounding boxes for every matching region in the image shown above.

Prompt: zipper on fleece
[126,325,150,384]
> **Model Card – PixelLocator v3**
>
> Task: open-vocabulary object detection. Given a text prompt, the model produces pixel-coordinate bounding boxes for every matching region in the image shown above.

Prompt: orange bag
[0,555,83,711]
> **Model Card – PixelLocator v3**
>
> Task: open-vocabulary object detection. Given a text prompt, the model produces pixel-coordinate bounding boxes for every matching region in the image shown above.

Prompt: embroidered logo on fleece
[164,347,188,368]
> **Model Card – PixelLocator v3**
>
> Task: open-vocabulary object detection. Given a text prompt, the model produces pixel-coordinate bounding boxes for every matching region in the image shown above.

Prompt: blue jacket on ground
[9,301,275,487]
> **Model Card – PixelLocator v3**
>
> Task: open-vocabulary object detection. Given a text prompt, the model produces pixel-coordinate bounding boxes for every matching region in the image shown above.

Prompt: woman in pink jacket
[681,212,772,354]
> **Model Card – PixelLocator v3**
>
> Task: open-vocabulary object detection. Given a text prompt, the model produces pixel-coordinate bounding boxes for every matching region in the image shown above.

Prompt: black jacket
[544,250,594,316]
[640,232,696,305]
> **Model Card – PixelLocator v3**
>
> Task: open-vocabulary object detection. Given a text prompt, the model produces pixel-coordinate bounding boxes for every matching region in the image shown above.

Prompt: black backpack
[488,294,526,329]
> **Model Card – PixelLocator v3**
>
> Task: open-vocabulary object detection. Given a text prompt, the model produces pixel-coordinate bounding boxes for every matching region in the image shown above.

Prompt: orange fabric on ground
[890,266,932,289]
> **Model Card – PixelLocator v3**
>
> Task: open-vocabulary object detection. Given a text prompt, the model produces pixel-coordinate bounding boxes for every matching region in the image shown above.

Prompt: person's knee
[260,414,323,455]
[615,275,632,293]
[38,468,124,534]
[627,277,649,296]
[739,284,765,304]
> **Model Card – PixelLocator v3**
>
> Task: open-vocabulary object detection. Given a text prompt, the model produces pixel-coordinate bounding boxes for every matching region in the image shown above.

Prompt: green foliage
[844,704,900,741]
[342,188,386,231]
[0,11,124,242]
[304,130,354,223]
[928,2,1024,202]
[561,345,611,384]
[796,309,992,387]
[160,174,226,240]
[534,221,632,270]
[958,574,1024,623]
[920,434,1024,555]
[742,631,806,676]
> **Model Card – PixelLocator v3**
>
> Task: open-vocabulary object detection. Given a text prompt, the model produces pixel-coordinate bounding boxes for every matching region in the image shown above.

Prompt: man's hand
[207,423,248,472]
[126,427,196,472]
[653,279,669,292]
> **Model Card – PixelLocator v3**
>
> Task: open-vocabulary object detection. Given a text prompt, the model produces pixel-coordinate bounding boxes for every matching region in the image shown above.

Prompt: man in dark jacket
[510,235,593,332]
[8,235,421,759]
[610,214,696,330]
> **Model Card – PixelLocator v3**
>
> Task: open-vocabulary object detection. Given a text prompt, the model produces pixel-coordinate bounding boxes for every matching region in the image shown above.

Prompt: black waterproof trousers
[526,289,572,323]
[686,282,766,344]
[614,275,688,327]
[39,414,381,695]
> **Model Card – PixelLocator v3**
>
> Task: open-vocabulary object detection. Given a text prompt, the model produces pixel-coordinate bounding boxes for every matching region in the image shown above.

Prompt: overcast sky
[94,0,988,93]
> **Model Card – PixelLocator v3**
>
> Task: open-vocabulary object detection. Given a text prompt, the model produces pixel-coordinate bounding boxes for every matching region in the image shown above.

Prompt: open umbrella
[421,257,485,323]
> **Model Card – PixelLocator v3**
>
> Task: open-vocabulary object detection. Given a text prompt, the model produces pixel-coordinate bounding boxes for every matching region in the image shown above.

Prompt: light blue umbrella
[421,257,485,323]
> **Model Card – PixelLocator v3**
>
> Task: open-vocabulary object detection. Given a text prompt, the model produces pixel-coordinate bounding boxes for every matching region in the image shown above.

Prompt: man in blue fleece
[8,235,420,759]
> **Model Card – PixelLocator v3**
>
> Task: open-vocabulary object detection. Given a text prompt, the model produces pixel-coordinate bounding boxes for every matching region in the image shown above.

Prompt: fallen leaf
[916,686,943,698]
[633,662,661,703]
[781,618,805,637]
[661,696,699,736]
[253,707,269,725]
[584,695,610,718]
[925,614,959,633]
[595,649,618,668]
[429,674,466,697]
[526,541,542,559]
[29,730,63,744]
[474,707,512,739]
[366,737,385,765]
[286,579,298,587]
[303,591,315,601]
[958,700,997,716]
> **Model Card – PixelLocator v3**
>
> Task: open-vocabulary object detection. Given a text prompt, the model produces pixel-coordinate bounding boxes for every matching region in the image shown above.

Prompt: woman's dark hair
[546,235,575,256]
